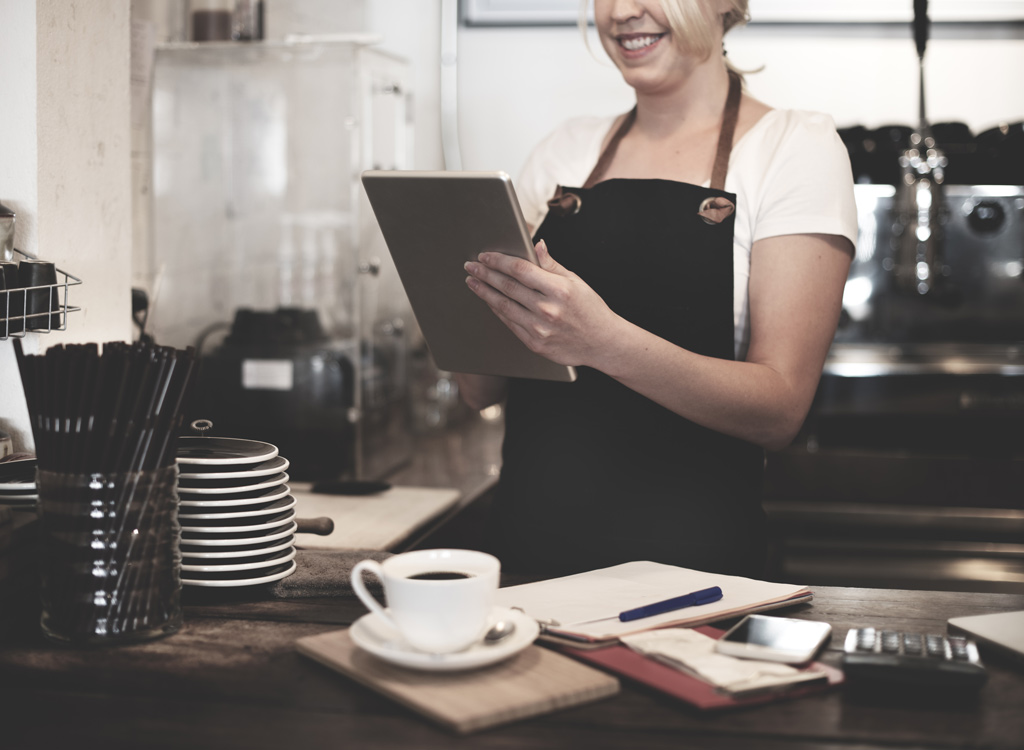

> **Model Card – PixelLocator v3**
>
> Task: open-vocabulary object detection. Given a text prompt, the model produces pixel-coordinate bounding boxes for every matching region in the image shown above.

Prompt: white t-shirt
[516,108,859,359]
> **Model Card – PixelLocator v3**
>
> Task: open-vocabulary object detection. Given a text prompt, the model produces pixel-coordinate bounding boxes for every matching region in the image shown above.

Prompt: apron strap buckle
[698,196,735,225]
[547,186,583,217]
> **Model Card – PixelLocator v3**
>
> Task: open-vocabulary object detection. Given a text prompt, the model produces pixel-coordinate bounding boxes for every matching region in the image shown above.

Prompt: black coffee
[407,571,473,581]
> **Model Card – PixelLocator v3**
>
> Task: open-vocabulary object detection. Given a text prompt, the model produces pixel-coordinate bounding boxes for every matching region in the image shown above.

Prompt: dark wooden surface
[2,585,1024,749]
[3,416,1024,748]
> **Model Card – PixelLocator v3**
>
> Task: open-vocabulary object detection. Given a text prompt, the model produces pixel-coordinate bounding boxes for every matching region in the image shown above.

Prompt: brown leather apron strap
[582,107,637,189]
[709,70,742,192]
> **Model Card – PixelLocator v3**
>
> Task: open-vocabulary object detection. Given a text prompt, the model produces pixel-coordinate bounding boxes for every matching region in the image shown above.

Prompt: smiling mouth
[618,33,666,52]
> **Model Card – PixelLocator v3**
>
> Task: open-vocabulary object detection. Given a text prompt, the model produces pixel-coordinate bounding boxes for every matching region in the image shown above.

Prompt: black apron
[490,72,767,577]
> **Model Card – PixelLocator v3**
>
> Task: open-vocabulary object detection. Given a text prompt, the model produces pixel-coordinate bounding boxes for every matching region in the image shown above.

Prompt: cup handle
[350,560,395,627]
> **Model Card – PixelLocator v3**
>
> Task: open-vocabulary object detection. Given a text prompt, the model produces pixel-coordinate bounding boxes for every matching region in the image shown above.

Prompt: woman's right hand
[454,373,508,411]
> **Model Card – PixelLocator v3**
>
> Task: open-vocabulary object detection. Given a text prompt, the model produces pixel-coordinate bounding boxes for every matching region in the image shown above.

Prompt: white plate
[178,521,298,546]
[180,535,295,559]
[0,496,38,505]
[0,482,36,492]
[177,472,289,495]
[349,606,539,672]
[177,456,290,480]
[181,547,296,573]
[178,484,290,508]
[179,508,295,534]
[178,495,295,521]
[182,560,296,587]
[176,437,278,466]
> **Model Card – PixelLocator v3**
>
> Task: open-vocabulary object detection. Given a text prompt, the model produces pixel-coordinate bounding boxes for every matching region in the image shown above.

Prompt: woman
[458,0,856,577]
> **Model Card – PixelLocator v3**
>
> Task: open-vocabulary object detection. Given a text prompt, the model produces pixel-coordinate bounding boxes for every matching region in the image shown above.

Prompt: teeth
[621,35,661,51]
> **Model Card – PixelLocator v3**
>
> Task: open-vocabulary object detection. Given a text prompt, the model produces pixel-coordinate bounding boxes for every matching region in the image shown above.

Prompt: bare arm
[464,234,852,450]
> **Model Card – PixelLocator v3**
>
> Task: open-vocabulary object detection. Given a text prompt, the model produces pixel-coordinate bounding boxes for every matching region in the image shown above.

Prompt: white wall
[0,0,133,452]
[456,21,1024,182]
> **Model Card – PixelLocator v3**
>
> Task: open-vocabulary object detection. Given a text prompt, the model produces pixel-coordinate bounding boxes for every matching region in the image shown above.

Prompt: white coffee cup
[350,548,500,654]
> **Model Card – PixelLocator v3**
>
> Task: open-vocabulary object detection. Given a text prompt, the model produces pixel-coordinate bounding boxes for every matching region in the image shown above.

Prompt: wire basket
[1,249,82,340]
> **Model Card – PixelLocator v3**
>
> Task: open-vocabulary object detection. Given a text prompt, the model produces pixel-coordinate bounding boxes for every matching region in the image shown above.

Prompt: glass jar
[38,465,182,645]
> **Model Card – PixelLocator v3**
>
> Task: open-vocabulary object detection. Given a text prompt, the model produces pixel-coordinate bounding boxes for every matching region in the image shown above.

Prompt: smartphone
[714,614,832,664]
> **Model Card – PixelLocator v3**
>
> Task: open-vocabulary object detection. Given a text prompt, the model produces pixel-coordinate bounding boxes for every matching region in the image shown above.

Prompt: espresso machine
[763,1,1024,594]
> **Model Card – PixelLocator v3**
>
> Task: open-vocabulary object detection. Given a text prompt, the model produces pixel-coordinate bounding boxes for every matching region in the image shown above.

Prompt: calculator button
[856,629,877,651]
[903,633,923,655]
[841,627,987,691]
[948,638,970,660]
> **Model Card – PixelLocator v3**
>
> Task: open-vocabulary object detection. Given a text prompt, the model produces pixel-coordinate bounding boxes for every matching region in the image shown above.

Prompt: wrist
[586,315,640,377]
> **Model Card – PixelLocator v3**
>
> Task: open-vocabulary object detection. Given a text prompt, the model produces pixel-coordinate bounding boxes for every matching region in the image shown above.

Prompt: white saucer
[179,508,295,534]
[349,606,539,672]
[182,560,296,587]
[176,437,278,466]
[177,456,289,480]
[177,495,295,520]
[178,484,290,508]
[181,547,296,573]
[0,496,38,505]
[177,473,288,495]
[179,521,298,546]
[179,535,295,559]
[0,481,36,492]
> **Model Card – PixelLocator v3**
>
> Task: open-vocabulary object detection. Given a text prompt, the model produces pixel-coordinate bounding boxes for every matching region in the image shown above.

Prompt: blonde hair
[580,0,752,77]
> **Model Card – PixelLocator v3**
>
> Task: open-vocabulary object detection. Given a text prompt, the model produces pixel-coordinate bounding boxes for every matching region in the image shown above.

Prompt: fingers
[465,259,539,310]
[534,240,559,272]
[464,268,536,332]
[473,240,565,291]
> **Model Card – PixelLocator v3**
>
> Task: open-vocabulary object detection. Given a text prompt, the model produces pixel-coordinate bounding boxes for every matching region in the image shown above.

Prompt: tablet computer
[361,170,576,383]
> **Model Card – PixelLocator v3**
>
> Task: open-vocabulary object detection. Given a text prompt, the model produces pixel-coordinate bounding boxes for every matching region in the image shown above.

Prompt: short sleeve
[749,111,858,248]
[515,116,615,231]
[516,130,561,231]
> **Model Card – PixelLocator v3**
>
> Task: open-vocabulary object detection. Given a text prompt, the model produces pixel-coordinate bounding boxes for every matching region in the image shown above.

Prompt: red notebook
[559,626,843,711]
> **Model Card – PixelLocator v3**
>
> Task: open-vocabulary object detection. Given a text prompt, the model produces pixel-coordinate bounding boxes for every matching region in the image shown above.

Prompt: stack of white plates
[176,437,297,587]
[0,457,38,508]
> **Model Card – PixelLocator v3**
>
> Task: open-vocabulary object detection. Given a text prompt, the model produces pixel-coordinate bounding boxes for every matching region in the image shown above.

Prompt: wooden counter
[1,586,1023,749]
[2,416,1024,748]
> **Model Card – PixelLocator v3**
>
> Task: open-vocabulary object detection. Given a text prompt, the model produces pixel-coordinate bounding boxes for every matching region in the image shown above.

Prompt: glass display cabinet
[145,36,413,480]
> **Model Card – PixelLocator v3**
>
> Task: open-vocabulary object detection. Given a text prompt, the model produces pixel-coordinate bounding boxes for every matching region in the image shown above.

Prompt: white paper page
[495,561,809,640]
[495,572,667,626]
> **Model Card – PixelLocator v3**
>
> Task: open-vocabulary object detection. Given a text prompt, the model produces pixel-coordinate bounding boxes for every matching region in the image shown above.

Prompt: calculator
[842,627,988,690]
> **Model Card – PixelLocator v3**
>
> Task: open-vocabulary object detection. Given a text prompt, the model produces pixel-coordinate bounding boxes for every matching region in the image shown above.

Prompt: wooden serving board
[296,629,620,734]
[291,484,460,551]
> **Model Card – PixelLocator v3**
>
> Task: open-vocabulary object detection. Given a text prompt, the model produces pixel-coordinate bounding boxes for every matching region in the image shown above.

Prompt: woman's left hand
[464,240,623,368]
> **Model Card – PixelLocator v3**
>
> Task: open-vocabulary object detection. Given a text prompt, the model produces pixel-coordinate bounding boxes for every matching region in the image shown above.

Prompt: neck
[633,60,731,137]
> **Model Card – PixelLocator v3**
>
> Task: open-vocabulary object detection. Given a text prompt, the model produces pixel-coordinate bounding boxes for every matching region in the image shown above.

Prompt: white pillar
[0,0,133,452]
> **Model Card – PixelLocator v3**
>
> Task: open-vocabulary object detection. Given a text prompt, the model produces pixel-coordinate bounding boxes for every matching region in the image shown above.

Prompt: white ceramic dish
[348,606,539,672]
[181,547,296,573]
[178,484,290,508]
[177,472,288,495]
[0,496,38,505]
[0,481,36,492]
[0,456,37,482]
[177,495,295,521]
[176,437,278,466]
[178,521,298,547]
[181,560,297,587]
[179,535,295,559]
[177,456,289,480]
[179,508,295,534]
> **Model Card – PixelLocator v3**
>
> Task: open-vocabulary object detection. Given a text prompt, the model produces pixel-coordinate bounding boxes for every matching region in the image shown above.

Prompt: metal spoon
[484,620,516,645]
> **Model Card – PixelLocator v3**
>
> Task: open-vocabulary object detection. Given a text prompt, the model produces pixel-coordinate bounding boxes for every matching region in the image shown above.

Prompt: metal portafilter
[892,0,950,298]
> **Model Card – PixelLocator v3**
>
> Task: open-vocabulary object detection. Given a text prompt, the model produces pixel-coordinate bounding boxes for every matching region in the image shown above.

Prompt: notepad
[494,561,812,643]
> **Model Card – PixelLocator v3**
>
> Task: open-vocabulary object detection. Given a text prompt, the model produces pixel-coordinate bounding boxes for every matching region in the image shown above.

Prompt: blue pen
[618,586,724,622]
